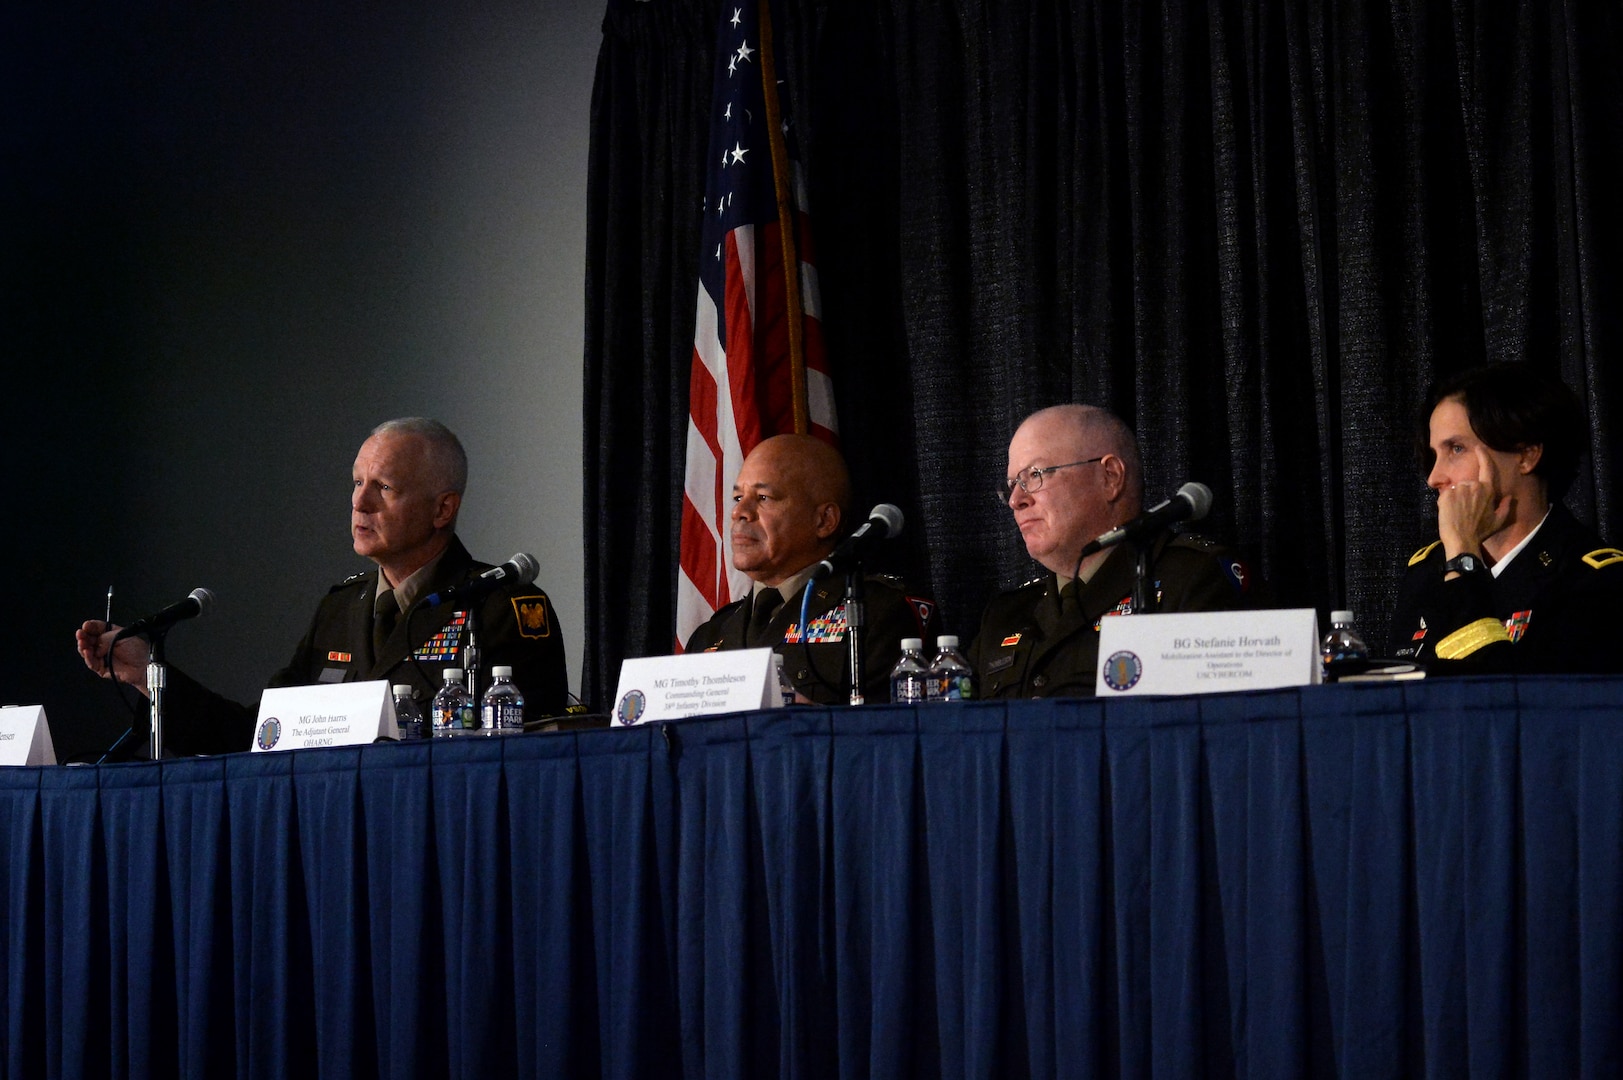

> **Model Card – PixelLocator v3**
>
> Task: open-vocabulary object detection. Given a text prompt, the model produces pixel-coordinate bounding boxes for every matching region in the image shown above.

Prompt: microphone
[1079,482,1213,556]
[111,588,215,641]
[810,504,905,580]
[417,553,539,609]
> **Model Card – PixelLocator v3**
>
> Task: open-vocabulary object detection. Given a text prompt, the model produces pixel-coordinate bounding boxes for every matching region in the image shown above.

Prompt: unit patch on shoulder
[414,611,468,662]
[512,595,552,639]
[1409,541,1442,567]
[907,598,935,627]
[1504,610,1532,642]
[1582,548,1623,570]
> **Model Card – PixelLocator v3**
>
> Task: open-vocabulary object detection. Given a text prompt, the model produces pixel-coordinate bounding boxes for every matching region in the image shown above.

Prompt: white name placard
[614,648,776,725]
[1095,608,1321,696]
[0,705,56,766]
[252,680,397,752]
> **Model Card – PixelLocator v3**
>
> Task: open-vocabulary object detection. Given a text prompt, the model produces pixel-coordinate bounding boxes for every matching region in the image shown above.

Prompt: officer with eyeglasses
[969,404,1254,698]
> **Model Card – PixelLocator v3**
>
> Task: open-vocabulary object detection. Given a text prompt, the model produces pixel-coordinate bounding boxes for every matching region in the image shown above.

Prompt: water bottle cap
[1331,610,1355,624]
[901,637,923,652]
[936,635,959,649]
[442,667,464,681]
[491,665,513,679]
[392,684,413,696]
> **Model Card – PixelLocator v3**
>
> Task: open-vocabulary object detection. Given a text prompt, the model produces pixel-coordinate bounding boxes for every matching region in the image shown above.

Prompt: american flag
[676,1,836,649]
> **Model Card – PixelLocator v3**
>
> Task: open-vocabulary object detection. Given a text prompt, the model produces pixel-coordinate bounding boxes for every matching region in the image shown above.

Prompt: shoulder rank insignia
[331,570,371,592]
[1582,548,1623,570]
[1409,541,1442,566]
[511,595,552,639]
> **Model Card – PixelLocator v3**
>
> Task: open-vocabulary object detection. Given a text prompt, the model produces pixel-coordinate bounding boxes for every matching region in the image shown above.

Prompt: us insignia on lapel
[512,595,551,639]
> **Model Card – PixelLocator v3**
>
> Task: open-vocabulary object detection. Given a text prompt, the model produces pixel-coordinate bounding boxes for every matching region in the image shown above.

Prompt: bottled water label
[483,700,524,732]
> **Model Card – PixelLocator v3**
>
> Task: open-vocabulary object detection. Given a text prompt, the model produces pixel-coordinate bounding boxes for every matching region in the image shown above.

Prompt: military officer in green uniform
[76,418,568,754]
[970,405,1252,698]
[1389,363,1623,673]
[684,434,940,704]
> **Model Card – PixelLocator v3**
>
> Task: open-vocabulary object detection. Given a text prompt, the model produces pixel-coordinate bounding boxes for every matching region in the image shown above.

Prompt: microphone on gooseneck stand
[110,588,216,643]
[809,504,906,581]
[1078,482,1213,558]
[100,587,216,763]
[409,552,539,706]
[416,553,540,610]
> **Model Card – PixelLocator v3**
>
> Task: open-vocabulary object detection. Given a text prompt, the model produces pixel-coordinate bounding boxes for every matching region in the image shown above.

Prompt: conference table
[2,676,1619,1078]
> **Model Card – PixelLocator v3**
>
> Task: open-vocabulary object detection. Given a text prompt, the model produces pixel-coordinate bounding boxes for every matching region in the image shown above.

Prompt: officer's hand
[1437,443,1509,562]
[75,620,152,694]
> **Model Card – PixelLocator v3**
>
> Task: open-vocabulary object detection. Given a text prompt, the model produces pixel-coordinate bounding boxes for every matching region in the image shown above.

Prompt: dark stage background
[584,0,1623,709]
[4,1,1619,743]
[5,0,601,762]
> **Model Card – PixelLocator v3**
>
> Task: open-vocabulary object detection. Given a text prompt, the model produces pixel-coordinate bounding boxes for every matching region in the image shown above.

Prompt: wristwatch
[1444,553,1486,577]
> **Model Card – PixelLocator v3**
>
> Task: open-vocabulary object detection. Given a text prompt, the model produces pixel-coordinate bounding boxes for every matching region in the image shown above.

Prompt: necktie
[748,588,783,647]
[373,589,399,658]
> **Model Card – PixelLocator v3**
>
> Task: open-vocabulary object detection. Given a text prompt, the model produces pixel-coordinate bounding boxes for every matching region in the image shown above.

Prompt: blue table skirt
[3,677,1620,1078]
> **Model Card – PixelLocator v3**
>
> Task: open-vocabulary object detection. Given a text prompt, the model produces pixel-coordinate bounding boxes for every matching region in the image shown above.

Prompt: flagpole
[755,0,810,436]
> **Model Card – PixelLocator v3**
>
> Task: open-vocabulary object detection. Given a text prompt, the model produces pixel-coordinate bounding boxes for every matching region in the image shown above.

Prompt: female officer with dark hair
[1390,363,1623,673]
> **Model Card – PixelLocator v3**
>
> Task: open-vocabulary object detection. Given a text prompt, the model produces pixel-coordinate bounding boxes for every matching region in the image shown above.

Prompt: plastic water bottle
[392,684,424,741]
[431,667,477,737]
[1321,610,1370,678]
[772,653,796,707]
[890,638,929,704]
[926,635,975,702]
[481,665,525,735]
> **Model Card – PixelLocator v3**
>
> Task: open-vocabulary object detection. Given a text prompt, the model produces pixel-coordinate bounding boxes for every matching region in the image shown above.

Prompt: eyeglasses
[1001,456,1105,500]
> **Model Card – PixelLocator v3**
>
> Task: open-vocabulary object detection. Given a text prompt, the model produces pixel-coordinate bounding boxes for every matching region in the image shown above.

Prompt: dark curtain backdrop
[582,0,1622,710]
